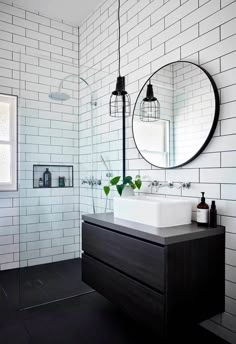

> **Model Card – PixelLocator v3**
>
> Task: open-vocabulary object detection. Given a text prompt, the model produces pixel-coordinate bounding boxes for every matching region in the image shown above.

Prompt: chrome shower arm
[58,74,90,92]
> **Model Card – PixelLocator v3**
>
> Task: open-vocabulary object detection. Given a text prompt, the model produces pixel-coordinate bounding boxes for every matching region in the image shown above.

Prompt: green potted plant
[103,175,142,198]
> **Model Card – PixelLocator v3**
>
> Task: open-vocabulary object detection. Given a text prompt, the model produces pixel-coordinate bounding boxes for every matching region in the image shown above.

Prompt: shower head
[48,74,97,105]
[48,91,70,102]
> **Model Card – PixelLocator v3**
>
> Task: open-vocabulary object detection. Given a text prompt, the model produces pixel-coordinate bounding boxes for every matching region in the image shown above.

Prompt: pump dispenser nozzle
[201,192,205,203]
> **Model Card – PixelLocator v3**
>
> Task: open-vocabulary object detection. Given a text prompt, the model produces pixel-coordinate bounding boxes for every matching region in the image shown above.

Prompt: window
[0,94,17,191]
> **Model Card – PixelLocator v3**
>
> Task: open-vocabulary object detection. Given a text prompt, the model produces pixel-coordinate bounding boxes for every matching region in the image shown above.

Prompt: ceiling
[9,0,102,27]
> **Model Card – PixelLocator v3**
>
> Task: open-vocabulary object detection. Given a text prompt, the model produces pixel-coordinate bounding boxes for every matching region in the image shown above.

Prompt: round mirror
[132,61,219,169]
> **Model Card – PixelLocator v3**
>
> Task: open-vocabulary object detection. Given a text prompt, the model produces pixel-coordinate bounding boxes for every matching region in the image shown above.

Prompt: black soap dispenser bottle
[210,201,217,228]
[197,192,209,226]
[43,168,52,188]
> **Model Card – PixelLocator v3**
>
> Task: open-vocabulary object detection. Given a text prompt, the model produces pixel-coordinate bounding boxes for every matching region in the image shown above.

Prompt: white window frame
[0,94,17,191]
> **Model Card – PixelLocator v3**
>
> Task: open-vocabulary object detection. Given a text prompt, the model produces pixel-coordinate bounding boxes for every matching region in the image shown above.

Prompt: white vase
[121,185,135,197]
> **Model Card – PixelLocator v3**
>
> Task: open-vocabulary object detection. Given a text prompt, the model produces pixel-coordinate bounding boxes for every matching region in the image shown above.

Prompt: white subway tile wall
[0,0,235,341]
[79,0,236,342]
[0,1,80,270]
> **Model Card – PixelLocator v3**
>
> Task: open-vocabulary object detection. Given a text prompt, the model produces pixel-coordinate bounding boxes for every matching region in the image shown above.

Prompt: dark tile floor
[0,259,229,344]
[0,258,92,311]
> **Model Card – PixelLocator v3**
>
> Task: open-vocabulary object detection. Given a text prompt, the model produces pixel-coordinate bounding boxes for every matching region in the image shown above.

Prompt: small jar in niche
[59,176,66,187]
[38,178,43,188]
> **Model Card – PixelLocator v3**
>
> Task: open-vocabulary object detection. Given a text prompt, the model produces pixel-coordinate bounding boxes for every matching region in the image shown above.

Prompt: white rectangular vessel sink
[114,196,192,228]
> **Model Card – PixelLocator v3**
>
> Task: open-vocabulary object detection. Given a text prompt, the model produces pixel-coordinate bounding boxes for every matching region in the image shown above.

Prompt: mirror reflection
[133,61,217,168]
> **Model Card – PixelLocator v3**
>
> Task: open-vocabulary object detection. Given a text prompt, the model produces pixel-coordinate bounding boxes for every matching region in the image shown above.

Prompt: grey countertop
[82,212,225,245]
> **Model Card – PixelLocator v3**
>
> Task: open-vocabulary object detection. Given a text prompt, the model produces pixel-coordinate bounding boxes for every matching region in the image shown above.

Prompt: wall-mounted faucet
[148,181,174,192]
[148,180,191,192]
[81,177,101,186]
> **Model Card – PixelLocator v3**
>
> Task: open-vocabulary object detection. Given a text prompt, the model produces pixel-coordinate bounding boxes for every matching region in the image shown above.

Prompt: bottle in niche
[38,177,43,188]
[58,176,65,187]
[210,201,217,228]
[197,192,209,226]
[43,168,52,188]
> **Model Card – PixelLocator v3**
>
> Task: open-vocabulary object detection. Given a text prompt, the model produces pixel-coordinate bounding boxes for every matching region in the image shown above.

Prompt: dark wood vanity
[82,213,225,339]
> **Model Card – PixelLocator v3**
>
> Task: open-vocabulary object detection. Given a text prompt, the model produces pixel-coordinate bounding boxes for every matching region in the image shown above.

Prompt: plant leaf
[110,176,121,185]
[116,184,124,196]
[135,179,142,190]
[103,186,110,196]
[123,176,132,184]
[129,182,136,189]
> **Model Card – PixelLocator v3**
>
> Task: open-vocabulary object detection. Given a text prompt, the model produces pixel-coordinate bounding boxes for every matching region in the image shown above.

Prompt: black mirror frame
[132,60,220,169]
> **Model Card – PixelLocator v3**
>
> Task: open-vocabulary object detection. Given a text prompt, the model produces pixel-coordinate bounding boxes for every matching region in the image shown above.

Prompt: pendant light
[109,0,131,117]
[140,81,160,122]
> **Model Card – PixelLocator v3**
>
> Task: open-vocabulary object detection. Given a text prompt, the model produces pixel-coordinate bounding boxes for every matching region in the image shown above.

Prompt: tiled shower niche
[33,165,73,189]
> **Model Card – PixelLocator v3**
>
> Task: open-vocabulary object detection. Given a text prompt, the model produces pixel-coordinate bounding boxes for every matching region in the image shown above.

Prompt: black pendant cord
[122,94,126,181]
[118,0,125,180]
[118,0,121,77]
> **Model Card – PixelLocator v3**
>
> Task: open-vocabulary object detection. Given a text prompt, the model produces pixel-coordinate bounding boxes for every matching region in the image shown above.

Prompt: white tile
[13,16,38,31]
[52,252,74,262]
[214,68,236,89]
[0,11,12,23]
[51,36,73,50]
[0,253,13,264]
[40,246,63,257]
[39,41,62,55]
[226,265,236,284]
[222,184,236,200]
[51,20,73,34]
[151,0,180,26]
[222,152,236,167]
[181,28,220,59]
[221,118,236,136]
[200,35,236,64]
[200,1,236,34]
[166,169,199,182]
[205,135,236,153]
[152,21,180,49]
[0,243,19,254]
[28,256,52,266]
[182,0,220,30]
[64,243,80,253]
[221,84,236,103]
[0,3,25,18]
[221,51,236,73]
[182,183,220,199]
[165,0,198,28]
[26,12,50,26]
[0,235,13,245]
[0,20,25,36]
[26,29,50,43]
[39,24,62,38]
[200,168,236,183]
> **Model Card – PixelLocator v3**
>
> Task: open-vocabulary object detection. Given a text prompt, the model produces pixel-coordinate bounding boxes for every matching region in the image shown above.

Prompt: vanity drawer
[82,222,165,292]
[82,254,164,336]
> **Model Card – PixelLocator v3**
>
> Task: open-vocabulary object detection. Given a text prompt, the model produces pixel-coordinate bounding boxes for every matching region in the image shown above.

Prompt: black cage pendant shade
[110,76,131,117]
[140,82,160,122]
[109,0,131,117]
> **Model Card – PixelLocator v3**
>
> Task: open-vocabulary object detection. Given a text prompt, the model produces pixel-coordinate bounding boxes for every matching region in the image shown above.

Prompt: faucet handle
[148,180,159,188]
[178,182,191,189]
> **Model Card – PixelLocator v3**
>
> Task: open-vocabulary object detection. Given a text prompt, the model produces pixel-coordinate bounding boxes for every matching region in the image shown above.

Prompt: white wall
[0,1,80,269]
[79,0,236,342]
